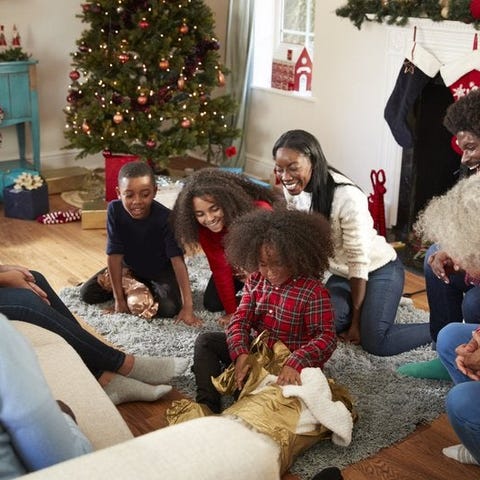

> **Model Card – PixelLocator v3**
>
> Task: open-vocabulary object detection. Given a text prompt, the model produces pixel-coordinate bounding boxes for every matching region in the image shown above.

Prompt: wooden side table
[0,60,40,171]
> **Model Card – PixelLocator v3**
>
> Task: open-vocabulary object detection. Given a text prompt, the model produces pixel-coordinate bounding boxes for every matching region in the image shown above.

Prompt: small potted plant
[3,171,49,220]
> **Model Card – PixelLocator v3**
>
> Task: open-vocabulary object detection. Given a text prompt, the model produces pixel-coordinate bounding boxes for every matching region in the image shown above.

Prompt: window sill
[250,85,316,102]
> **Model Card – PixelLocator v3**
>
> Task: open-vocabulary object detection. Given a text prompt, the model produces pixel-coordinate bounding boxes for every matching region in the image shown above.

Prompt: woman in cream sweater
[272,129,431,355]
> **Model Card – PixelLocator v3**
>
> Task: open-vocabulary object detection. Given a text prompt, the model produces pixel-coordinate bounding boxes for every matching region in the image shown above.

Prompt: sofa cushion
[11,321,133,450]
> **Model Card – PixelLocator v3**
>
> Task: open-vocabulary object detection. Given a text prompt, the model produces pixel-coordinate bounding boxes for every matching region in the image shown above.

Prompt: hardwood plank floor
[1,192,478,479]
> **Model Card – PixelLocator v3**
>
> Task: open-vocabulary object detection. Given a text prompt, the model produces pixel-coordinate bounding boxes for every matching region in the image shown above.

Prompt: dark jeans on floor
[424,244,480,342]
[203,274,244,313]
[193,331,231,413]
[0,271,125,377]
[80,263,182,318]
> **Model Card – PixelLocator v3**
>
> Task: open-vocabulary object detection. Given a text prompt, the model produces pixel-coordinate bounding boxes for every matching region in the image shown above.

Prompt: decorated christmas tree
[64,0,240,170]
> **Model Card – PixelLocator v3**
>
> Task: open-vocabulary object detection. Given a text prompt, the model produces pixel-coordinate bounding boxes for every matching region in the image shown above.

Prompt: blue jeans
[437,322,480,463]
[326,257,431,356]
[424,244,480,342]
[0,271,125,378]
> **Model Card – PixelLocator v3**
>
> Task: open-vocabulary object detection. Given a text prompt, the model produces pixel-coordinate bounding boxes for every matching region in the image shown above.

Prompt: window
[252,0,315,94]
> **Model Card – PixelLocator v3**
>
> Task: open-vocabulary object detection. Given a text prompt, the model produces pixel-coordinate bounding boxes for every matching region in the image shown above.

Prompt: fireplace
[394,73,461,238]
[381,19,478,233]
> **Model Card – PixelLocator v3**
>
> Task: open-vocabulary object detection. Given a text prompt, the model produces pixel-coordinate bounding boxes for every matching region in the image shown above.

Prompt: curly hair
[414,174,480,270]
[443,89,480,138]
[171,168,284,250]
[118,161,155,186]
[224,209,333,279]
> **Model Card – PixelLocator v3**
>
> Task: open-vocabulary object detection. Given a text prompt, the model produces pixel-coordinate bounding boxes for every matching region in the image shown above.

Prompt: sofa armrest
[22,416,281,480]
[11,321,133,450]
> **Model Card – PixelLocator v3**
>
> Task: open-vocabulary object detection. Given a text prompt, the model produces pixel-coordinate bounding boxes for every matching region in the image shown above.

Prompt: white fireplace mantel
[381,18,478,226]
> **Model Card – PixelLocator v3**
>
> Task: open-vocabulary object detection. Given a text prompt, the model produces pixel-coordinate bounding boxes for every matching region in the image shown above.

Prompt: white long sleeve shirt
[283,171,396,280]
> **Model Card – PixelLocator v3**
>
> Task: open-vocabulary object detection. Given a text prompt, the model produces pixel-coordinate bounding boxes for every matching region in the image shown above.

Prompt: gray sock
[104,375,172,405]
[128,356,189,384]
[442,444,479,465]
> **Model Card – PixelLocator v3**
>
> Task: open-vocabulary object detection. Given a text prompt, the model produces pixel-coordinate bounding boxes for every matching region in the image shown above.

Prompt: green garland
[336,0,479,30]
[0,47,31,62]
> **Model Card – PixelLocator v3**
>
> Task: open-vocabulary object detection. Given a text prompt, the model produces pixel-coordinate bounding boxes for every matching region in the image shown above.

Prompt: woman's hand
[428,251,461,284]
[0,269,50,304]
[276,365,301,386]
[234,353,250,390]
[175,306,204,327]
[338,310,361,345]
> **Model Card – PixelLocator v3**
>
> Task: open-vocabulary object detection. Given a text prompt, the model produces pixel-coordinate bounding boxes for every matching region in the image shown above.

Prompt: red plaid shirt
[226,271,336,372]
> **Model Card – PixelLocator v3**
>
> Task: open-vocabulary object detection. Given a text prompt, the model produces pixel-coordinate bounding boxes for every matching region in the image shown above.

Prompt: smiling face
[273,147,313,196]
[117,175,157,219]
[457,130,480,174]
[192,195,225,233]
[258,244,292,286]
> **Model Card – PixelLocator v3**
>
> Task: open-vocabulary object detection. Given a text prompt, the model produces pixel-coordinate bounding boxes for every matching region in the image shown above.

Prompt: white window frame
[252,0,314,96]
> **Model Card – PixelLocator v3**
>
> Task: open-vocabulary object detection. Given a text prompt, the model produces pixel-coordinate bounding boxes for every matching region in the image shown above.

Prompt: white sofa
[13,322,281,480]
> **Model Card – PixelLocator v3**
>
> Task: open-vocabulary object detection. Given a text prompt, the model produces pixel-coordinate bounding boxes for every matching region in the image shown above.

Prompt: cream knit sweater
[283,171,396,280]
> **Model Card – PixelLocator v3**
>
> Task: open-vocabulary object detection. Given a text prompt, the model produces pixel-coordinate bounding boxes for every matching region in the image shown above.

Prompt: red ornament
[179,23,189,34]
[69,70,80,81]
[139,19,150,29]
[471,0,480,19]
[181,118,191,128]
[137,94,148,105]
[146,139,156,148]
[225,145,237,158]
[118,53,130,64]
[81,3,90,12]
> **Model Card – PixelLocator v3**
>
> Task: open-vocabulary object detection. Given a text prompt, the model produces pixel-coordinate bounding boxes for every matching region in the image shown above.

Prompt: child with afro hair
[193,208,337,413]
[171,168,283,325]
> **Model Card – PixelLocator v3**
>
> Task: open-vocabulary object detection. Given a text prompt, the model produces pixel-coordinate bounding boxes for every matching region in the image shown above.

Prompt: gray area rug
[59,254,451,479]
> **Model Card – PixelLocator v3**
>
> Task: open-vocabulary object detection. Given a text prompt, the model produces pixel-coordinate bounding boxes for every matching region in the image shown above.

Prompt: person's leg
[359,258,431,356]
[193,332,231,413]
[79,268,113,304]
[437,322,475,384]
[0,279,125,377]
[147,263,182,318]
[444,381,480,464]
[424,244,471,342]
[462,285,480,324]
[325,275,352,334]
[203,275,225,312]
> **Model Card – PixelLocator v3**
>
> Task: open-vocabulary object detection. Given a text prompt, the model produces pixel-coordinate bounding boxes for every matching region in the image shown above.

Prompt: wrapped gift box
[3,183,49,220]
[81,200,108,229]
[42,166,90,194]
[0,167,41,201]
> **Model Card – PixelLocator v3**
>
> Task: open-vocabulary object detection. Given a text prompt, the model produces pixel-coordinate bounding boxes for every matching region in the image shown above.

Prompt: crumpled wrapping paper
[97,268,158,320]
[166,331,356,474]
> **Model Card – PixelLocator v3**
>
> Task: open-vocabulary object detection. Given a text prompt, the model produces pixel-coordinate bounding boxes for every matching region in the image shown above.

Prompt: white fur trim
[404,42,442,78]
[440,49,480,87]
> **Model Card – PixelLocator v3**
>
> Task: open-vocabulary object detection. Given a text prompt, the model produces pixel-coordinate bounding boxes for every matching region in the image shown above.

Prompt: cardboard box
[81,200,107,229]
[42,166,90,194]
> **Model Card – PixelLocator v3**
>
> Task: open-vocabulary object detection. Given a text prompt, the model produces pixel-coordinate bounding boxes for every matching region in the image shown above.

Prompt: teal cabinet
[0,60,40,171]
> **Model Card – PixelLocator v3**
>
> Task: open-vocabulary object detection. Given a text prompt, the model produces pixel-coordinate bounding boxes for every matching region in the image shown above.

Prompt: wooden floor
[1,192,478,480]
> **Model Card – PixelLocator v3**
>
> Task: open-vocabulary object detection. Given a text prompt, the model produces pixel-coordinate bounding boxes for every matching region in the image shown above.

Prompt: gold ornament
[81,119,90,133]
[177,76,185,90]
[113,112,124,124]
[217,70,225,87]
[179,23,189,34]
[159,59,169,70]
[439,0,449,18]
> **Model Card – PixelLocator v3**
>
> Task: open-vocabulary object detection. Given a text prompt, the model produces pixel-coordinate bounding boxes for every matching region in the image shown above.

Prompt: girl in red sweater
[171,168,283,325]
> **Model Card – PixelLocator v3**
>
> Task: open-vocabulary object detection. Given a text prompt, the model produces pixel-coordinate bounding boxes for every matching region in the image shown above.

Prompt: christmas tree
[64,0,240,169]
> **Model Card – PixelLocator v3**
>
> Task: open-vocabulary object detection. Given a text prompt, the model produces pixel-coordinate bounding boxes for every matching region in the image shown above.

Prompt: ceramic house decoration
[294,47,313,92]
[271,47,313,93]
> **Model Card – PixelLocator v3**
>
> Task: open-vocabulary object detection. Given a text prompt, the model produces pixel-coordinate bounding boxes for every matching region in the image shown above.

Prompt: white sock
[442,444,479,465]
[128,356,189,384]
[103,375,172,405]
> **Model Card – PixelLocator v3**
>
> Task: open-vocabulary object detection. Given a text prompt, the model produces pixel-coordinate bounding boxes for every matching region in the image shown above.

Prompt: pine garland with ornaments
[64,0,240,169]
[336,0,480,30]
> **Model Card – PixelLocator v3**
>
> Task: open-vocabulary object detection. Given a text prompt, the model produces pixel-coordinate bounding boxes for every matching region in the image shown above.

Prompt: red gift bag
[103,151,139,201]
[368,169,387,238]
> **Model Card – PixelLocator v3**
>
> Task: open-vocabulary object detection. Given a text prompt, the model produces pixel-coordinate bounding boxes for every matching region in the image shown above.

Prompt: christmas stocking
[36,209,82,224]
[440,37,480,154]
[384,42,441,148]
